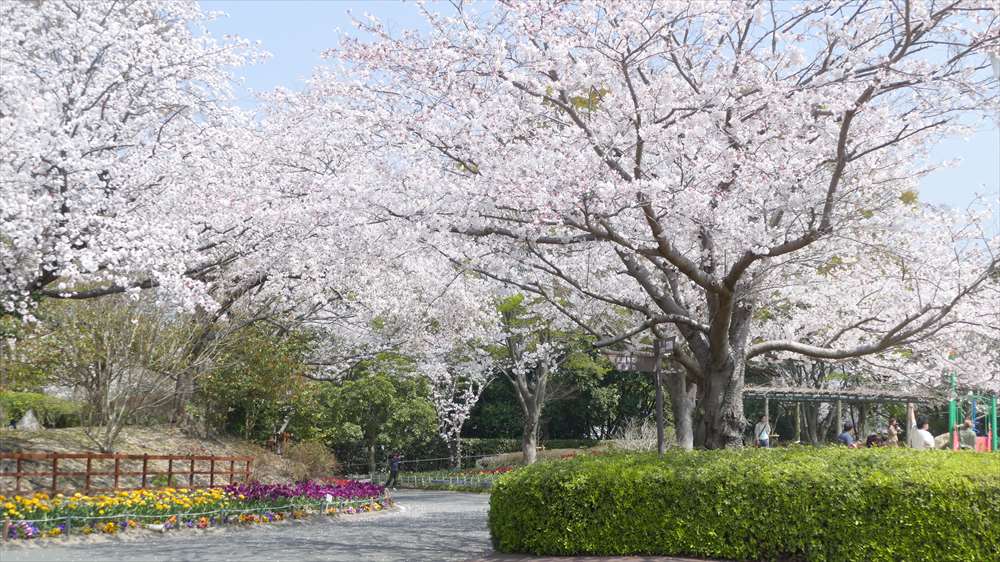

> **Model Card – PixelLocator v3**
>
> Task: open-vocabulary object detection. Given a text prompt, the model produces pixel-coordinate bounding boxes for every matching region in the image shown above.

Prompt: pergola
[743,385,943,443]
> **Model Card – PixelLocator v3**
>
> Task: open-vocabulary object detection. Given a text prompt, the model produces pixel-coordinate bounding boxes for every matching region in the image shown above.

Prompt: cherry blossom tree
[299,0,1000,448]
[420,350,495,468]
[0,0,263,318]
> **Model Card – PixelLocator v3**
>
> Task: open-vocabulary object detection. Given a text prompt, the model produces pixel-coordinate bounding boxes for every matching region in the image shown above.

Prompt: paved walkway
[0,490,716,562]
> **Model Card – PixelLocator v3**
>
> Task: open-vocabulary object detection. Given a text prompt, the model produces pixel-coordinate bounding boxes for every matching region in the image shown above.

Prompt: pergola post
[858,403,867,439]
[794,403,801,444]
[990,396,998,452]
[835,399,842,442]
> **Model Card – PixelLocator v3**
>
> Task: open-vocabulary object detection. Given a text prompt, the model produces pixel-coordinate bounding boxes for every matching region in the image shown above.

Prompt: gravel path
[0,490,493,562]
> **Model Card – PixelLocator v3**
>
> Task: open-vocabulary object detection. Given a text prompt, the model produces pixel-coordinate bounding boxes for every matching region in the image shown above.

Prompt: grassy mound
[1,425,306,486]
[489,448,1000,562]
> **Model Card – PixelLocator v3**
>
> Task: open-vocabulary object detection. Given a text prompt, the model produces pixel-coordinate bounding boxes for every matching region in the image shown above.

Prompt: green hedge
[0,391,81,428]
[489,448,1000,562]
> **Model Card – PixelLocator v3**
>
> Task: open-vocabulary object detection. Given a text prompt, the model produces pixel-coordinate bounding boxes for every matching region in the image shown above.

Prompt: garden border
[2,493,392,542]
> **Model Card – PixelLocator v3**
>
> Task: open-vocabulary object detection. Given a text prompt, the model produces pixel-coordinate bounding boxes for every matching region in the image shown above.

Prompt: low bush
[286,440,338,480]
[489,448,1000,562]
[0,391,80,428]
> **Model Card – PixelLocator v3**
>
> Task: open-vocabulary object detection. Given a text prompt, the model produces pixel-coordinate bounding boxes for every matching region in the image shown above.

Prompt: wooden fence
[0,452,253,494]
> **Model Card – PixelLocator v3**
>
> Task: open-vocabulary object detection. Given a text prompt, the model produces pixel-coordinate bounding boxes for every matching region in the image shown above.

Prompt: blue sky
[204,1,999,221]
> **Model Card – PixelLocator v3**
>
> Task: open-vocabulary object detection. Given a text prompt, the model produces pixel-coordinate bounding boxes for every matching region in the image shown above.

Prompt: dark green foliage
[0,391,80,427]
[465,368,656,440]
[321,359,438,474]
[540,370,656,439]
[199,326,318,442]
[464,377,523,438]
[489,449,1000,561]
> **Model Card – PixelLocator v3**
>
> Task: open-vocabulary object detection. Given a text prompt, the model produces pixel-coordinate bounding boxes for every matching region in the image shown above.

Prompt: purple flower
[225,479,384,502]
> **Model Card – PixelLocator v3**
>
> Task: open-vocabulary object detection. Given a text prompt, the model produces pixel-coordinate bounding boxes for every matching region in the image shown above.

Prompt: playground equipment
[947,374,998,452]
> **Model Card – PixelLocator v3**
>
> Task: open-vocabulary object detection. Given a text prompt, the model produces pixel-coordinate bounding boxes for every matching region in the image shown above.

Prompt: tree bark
[521,410,539,464]
[653,339,666,456]
[367,443,376,476]
[448,436,462,470]
[507,356,549,465]
[664,370,696,450]
[700,358,746,449]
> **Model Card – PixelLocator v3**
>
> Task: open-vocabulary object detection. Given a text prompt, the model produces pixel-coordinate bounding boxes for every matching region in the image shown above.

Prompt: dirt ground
[0,425,304,492]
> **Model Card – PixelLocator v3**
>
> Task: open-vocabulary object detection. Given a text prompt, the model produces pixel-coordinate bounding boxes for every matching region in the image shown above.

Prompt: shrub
[489,448,1000,562]
[285,441,338,480]
[0,391,81,428]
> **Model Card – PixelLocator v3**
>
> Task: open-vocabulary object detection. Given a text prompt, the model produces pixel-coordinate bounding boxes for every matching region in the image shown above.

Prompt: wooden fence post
[141,454,149,489]
[51,454,58,493]
[84,456,92,494]
[188,455,195,488]
[167,458,173,488]
[244,459,252,483]
[229,460,235,484]
[14,457,22,493]
[113,455,121,490]
[209,458,215,488]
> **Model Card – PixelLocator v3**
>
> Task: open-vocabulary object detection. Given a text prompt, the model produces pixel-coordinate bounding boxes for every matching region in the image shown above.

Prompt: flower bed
[2,479,388,541]
[225,479,382,502]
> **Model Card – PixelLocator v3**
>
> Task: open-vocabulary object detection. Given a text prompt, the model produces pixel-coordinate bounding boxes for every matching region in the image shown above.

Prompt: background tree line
[0,293,662,471]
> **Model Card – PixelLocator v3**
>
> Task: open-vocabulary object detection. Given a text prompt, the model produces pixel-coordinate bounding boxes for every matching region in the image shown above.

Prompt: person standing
[753,414,771,448]
[385,452,401,490]
[906,404,935,450]
[885,417,900,447]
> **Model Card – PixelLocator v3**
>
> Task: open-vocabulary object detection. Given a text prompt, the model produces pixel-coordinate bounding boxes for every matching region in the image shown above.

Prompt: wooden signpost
[602,338,676,455]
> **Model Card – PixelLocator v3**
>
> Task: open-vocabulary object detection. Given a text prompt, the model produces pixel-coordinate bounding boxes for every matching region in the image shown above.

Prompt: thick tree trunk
[653,343,666,456]
[508,360,548,465]
[171,373,194,425]
[521,407,540,464]
[693,384,707,448]
[700,357,746,449]
[804,402,824,445]
[448,437,462,469]
[367,444,376,476]
[664,371,696,450]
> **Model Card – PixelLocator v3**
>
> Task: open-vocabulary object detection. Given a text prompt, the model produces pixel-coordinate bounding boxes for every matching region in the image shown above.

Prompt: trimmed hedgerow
[489,448,1000,562]
[0,391,80,427]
